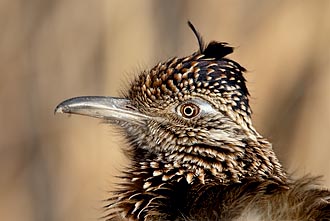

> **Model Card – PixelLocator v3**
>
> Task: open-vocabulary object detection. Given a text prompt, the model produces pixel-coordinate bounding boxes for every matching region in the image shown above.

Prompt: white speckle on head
[143,181,152,189]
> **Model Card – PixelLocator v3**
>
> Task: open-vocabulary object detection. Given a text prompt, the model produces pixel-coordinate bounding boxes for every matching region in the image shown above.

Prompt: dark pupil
[184,106,193,116]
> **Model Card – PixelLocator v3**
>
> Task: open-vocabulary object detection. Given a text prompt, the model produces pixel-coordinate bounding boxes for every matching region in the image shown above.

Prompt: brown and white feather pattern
[104,32,330,219]
[100,26,330,219]
[104,40,291,220]
[129,53,253,133]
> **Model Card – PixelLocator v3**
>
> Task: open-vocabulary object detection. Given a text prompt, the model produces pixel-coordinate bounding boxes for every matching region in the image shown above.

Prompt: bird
[55,22,330,221]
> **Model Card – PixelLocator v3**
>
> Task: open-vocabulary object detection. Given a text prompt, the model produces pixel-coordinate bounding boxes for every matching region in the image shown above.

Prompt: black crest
[188,21,234,59]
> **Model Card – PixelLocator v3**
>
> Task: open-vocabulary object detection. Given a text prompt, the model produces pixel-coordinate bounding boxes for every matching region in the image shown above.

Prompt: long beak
[54,96,149,125]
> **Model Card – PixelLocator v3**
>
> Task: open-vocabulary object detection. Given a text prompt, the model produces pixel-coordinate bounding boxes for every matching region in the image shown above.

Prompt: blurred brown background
[1,1,330,220]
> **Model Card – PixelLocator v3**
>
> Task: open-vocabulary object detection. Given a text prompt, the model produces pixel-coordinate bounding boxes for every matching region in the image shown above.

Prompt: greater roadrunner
[55,22,330,221]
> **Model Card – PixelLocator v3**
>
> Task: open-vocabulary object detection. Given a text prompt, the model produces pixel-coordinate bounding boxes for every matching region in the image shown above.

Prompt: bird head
[55,22,284,184]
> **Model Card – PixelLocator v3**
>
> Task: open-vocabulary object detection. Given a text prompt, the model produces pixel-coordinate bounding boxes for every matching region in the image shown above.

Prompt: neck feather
[105,137,287,220]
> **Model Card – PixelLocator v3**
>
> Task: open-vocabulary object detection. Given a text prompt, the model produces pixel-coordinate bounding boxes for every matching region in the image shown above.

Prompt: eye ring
[180,103,200,118]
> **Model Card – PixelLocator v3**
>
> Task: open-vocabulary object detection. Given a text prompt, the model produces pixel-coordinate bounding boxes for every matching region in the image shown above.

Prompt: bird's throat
[105,139,287,220]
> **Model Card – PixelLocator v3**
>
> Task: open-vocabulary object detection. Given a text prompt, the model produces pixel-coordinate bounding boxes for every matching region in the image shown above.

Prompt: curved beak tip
[54,98,78,116]
[54,106,62,115]
[54,103,69,115]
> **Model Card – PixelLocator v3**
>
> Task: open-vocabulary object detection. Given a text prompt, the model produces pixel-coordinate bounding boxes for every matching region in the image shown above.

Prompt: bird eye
[180,103,200,118]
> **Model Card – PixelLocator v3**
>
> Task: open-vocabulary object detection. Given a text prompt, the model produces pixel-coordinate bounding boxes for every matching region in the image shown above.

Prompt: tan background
[1,1,330,220]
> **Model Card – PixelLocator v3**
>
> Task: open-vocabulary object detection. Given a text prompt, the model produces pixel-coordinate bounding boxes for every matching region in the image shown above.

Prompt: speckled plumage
[55,22,330,221]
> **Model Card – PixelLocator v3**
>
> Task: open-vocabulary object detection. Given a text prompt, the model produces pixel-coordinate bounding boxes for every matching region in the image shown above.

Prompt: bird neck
[134,136,286,185]
[106,136,287,220]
